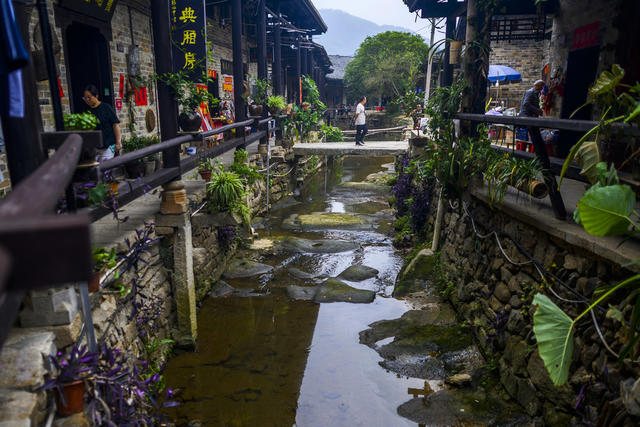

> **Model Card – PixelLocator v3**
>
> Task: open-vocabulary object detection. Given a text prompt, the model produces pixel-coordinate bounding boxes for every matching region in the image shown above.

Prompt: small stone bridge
[292,141,409,157]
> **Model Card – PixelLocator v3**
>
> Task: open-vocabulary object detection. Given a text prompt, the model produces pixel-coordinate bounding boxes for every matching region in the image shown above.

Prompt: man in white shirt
[353,96,367,146]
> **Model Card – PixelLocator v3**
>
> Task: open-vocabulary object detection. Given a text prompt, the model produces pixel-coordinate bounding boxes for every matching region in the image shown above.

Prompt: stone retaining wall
[429,191,638,424]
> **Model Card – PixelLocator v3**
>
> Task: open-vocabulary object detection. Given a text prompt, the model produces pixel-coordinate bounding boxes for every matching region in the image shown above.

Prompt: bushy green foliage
[64,112,99,131]
[154,71,219,114]
[267,95,287,111]
[206,171,244,211]
[121,134,159,153]
[321,124,344,142]
[344,31,429,103]
[228,149,261,185]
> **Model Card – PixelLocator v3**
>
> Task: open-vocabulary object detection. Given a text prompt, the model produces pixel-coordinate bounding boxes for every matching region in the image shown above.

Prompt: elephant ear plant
[532,155,640,385]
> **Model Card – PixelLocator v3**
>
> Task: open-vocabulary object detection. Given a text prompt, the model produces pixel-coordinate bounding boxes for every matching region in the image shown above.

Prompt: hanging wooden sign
[59,0,119,22]
[171,0,206,82]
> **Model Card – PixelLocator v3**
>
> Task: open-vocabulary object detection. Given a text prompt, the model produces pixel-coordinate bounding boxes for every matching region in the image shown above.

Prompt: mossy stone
[297,213,365,227]
[338,265,379,282]
[314,279,375,304]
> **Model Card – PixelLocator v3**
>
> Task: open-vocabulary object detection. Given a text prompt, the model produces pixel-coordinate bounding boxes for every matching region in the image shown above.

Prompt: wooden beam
[420,1,467,18]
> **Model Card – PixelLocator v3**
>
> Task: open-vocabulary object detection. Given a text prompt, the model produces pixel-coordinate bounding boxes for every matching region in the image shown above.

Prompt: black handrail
[200,118,254,138]
[99,135,193,171]
[455,113,640,137]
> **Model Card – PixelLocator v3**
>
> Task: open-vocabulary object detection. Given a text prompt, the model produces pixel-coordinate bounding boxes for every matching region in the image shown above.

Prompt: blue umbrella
[488,65,521,82]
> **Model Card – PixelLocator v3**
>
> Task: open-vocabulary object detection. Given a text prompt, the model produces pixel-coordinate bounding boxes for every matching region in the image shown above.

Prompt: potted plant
[40,345,97,416]
[198,158,214,181]
[248,77,270,116]
[155,71,219,132]
[90,247,118,292]
[121,134,147,178]
[39,112,104,164]
[302,101,310,112]
[267,95,286,116]
[141,135,160,175]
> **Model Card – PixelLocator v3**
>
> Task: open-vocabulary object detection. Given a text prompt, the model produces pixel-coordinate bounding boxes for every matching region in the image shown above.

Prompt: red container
[54,380,85,416]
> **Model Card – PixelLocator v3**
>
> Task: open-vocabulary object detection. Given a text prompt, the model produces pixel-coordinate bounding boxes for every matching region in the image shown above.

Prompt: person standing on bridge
[353,96,367,146]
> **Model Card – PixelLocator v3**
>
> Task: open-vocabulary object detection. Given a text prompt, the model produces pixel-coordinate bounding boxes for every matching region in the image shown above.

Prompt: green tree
[344,31,429,105]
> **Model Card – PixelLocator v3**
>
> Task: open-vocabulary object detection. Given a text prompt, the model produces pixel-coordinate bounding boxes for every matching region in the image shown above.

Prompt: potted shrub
[42,112,104,163]
[248,77,270,116]
[267,95,286,116]
[198,158,214,180]
[90,247,118,292]
[40,345,97,416]
[141,135,160,175]
[302,102,310,112]
[155,71,219,132]
[121,134,147,178]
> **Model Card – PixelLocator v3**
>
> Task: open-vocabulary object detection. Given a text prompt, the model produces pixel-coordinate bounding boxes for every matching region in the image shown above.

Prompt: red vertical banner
[119,74,124,98]
[299,77,302,104]
[134,87,148,106]
[57,76,64,98]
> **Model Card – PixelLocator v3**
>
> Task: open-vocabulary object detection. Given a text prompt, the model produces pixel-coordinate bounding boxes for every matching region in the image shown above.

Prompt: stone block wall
[431,194,638,424]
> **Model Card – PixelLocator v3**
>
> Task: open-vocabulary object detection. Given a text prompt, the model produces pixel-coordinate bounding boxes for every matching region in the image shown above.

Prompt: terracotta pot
[88,272,101,292]
[54,380,85,416]
[178,111,202,132]
[249,104,264,116]
[199,170,212,181]
[302,104,310,111]
[108,182,119,197]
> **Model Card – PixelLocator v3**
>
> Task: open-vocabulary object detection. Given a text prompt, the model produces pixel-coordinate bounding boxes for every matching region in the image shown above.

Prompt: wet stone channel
[163,156,529,426]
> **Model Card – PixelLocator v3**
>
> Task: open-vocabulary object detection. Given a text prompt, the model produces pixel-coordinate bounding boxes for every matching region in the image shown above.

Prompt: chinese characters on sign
[573,22,600,50]
[171,0,206,82]
[60,0,119,22]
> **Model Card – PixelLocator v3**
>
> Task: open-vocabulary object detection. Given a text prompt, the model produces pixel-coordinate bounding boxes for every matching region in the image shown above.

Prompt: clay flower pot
[54,380,85,416]
[199,170,212,181]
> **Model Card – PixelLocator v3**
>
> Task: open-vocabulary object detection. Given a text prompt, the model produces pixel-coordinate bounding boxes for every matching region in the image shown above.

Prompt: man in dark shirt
[519,80,545,118]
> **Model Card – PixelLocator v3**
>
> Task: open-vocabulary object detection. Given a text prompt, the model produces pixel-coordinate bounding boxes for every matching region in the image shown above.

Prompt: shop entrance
[557,45,599,157]
[65,22,113,113]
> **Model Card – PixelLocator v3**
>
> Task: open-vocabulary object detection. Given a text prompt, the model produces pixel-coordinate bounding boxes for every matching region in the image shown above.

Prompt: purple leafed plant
[217,225,237,250]
[39,345,97,405]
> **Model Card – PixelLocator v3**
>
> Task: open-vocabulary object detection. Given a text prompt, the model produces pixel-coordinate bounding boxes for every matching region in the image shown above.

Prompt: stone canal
[163,156,528,426]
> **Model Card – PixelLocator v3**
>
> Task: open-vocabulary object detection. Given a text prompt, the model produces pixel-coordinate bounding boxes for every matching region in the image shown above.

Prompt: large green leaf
[573,140,600,184]
[588,64,625,100]
[574,184,636,236]
[532,294,574,386]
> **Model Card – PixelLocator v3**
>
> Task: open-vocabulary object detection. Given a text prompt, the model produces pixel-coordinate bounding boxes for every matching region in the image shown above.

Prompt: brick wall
[488,38,549,110]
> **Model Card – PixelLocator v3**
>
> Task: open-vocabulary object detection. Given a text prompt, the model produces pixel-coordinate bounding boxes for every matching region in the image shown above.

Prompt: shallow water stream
[164,156,528,426]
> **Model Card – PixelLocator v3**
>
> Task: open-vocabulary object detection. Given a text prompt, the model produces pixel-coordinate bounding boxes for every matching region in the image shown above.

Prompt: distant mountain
[315,9,418,56]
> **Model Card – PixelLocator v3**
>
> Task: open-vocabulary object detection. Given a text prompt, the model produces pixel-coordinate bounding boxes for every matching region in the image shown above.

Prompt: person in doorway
[83,84,121,162]
[353,96,367,146]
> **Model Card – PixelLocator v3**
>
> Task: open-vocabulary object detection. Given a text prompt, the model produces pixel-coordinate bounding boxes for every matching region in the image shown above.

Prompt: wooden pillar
[151,0,179,169]
[301,47,308,78]
[232,0,245,121]
[441,15,456,88]
[273,0,283,95]
[296,38,302,103]
[1,3,45,185]
[257,0,267,82]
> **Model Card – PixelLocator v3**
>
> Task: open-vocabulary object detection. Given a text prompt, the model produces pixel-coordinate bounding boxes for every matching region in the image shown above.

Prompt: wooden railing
[455,113,638,220]
[0,135,92,349]
[0,115,281,350]
[89,117,277,222]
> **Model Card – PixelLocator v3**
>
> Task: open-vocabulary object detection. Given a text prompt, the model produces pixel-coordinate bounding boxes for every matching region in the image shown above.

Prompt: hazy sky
[311,0,442,38]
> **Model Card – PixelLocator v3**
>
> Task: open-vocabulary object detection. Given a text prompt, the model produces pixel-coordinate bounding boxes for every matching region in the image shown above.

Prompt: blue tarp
[488,65,521,82]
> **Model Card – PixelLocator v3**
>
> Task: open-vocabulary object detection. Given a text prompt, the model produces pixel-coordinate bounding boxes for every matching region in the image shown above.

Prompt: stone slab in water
[282,213,369,231]
[393,248,438,297]
[279,237,360,254]
[336,181,389,194]
[314,279,375,304]
[210,280,235,297]
[223,258,274,279]
[286,285,319,301]
[338,265,379,282]
[287,268,316,280]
